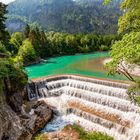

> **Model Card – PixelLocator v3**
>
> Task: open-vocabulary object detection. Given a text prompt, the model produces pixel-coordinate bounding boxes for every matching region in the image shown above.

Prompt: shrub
[71,124,114,140]
[100,45,110,51]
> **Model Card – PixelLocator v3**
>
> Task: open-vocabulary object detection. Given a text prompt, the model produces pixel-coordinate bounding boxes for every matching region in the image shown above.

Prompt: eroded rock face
[20,100,52,140]
[0,104,22,140]
[0,98,52,140]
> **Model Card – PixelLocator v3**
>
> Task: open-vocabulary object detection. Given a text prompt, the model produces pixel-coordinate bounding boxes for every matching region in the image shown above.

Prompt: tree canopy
[0,2,10,46]
[104,0,140,103]
[6,0,121,34]
[0,2,27,94]
[105,0,140,81]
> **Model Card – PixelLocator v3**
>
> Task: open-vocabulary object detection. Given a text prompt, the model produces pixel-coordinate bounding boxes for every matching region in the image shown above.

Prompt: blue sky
[0,0,15,4]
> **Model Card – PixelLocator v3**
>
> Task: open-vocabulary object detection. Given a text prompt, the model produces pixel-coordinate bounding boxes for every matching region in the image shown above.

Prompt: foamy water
[27,75,140,140]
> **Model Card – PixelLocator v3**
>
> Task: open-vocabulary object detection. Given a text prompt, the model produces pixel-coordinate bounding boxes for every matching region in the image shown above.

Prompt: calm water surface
[26,52,126,80]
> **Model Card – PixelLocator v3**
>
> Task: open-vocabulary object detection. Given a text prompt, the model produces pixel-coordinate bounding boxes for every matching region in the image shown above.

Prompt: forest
[9,26,121,65]
[6,0,121,34]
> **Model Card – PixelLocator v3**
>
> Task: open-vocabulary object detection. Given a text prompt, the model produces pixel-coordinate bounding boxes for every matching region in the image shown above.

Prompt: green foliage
[106,32,140,81]
[104,0,140,102]
[28,27,50,58]
[0,57,28,93]
[110,32,140,65]
[24,24,30,38]
[45,32,120,56]
[104,0,140,33]
[0,42,10,56]
[127,80,140,104]
[71,124,114,140]
[34,134,48,140]
[17,39,37,64]
[119,0,140,33]
[4,22,121,66]
[0,2,10,46]
[6,0,121,34]
[100,45,110,51]
[0,3,28,95]
[135,96,140,105]
[6,14,28,24]
[9,32,24,55]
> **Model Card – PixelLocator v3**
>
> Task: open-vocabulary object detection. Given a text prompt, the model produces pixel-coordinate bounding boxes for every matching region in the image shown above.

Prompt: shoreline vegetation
[25,51,108,66]
[9,24,122,66]
[34,124,114,140]
[103,58,140,77]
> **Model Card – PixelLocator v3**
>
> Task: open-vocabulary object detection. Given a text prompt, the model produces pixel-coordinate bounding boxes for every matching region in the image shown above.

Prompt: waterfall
[27,75,140,140]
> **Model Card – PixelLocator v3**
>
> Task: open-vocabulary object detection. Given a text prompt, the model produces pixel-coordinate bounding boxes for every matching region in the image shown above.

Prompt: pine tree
[0,2,10,46]
[24,24,30,38]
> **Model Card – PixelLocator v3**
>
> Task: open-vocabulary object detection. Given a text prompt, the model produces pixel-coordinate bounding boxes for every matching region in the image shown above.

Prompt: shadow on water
[43,60,57,64]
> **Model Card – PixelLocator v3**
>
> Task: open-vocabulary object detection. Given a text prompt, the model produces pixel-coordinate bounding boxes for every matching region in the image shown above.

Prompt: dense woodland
[6,0,121,34]
[9,26,121,65]
[0,2,27,95]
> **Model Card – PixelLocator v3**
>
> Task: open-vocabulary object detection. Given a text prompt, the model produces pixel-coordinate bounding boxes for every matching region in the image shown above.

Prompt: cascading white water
[27,75,140,140]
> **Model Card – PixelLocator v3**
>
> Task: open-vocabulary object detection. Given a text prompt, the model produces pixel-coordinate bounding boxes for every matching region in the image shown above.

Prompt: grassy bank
[34,124,114,140]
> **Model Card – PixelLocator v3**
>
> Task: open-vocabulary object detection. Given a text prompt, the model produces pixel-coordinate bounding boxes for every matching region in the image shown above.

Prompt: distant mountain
[6,0,122,34]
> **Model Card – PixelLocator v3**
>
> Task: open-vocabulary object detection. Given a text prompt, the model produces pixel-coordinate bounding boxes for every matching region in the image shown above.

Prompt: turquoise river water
[26,52,126,80]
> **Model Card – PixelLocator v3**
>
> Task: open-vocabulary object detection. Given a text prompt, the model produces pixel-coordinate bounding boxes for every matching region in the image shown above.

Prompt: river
[26,52,126,80]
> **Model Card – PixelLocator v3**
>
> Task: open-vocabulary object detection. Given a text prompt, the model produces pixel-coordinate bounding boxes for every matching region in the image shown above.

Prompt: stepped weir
[27,75,140,140]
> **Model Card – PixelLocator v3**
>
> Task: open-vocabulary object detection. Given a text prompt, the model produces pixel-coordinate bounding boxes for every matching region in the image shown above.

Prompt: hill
[6,0,122,34]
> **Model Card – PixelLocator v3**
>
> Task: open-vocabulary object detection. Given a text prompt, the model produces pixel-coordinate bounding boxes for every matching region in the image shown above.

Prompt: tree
[10,32,24,55]
[127,80,140,105]
[0,3,28,109]
[0,42,9,56]
[0,2,10,46]
[65,35,79,54]
[103,0,140,33]
[18,39,37,65]
[104,0,140,104]
[106,32,140,82]
[118,0,140,33]
[104,0,140,81]
[24,24,30,38]
[29,27,51,57]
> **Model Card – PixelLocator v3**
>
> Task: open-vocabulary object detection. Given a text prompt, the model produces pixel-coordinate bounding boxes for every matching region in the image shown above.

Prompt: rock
[40,125,80,140]
[0,100,53,140]
[0,104,23,140]
[28,100,52,134]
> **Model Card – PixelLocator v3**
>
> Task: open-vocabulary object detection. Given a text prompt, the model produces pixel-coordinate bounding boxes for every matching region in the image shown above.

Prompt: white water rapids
[27,75,140,140]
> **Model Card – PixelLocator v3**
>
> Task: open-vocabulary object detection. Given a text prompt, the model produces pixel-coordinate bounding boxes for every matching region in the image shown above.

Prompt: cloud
[0,0,15,4]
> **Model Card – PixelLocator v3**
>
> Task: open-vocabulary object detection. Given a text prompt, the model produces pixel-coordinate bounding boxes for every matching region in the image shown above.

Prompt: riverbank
[35,125,113,140]
[26,52,129,81]
[103,58,140,77]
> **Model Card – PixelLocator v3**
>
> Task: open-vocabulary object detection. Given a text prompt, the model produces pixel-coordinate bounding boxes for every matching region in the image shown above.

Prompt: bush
[136,96,140,105]
[127,80,140,104]
[0,58,28,93]
[71,124,114,140]
[100,45,110,51]
[34,134,48,140]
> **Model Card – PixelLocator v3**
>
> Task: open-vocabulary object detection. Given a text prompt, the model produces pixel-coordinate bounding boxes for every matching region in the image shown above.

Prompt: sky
[0,0,15,4]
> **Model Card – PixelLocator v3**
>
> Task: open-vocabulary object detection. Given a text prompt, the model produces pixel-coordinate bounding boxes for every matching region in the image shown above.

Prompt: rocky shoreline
[0,85,53,140]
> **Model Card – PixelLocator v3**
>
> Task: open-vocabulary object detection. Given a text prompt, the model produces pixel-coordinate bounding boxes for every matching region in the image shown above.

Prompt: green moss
[34,134,48,140]
[136,96,140,105]
[71,124,114,140]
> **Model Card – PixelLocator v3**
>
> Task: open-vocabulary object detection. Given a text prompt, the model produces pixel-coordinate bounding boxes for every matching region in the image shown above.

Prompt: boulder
[0,100,52,140]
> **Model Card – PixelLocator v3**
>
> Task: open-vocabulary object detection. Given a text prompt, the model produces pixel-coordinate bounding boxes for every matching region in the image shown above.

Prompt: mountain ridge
[6,0,122,34]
